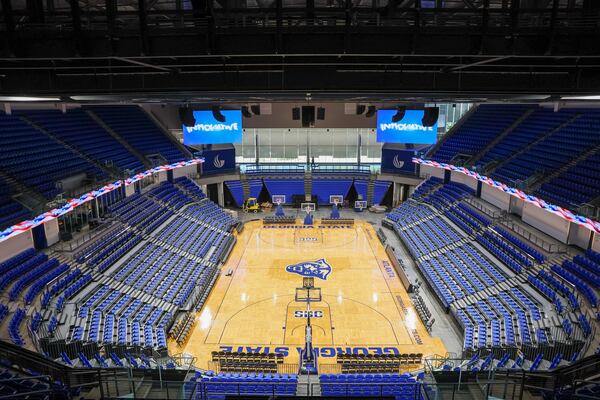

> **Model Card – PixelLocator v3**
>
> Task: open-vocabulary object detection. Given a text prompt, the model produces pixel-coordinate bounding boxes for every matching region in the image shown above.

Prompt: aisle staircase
[140,107,193,159]
[21,116,114,178]
[468,108,535,166]
[0,168,46,212]
[426,105,478,158]
[86,110,151,170]
[367,174,377,205]
[240,173,250,200]
[529,139,600,192]
[304,170,312,198]
[488,114,582,174]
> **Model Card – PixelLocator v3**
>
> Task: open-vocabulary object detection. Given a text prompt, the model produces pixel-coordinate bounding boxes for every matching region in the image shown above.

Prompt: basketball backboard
[330,195,343,205]
[272,195,286,205]
[300,202,316,213]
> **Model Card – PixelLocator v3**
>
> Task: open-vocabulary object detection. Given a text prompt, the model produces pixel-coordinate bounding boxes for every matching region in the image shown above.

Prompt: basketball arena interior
[1,1,600,399]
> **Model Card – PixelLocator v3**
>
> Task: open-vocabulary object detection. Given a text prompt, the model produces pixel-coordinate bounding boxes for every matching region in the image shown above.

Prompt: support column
[218,181,225,207]
[392,182,399,207]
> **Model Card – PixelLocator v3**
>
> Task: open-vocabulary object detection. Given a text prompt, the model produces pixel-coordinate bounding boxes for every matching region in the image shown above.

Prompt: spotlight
[356,104,366,115]
[212,106,226,123]
[250,104,261,115]
[365,105,377,118]
[178,107,195,127]
[392,107,406,122]
[241,106,252,118]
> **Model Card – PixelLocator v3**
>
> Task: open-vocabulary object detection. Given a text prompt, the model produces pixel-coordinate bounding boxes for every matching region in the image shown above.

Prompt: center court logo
[285,259,332,280]
[393,155,404,169]
[213,155,225,168]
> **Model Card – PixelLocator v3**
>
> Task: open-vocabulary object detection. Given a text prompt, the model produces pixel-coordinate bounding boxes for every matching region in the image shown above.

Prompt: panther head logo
[286,259,332,280]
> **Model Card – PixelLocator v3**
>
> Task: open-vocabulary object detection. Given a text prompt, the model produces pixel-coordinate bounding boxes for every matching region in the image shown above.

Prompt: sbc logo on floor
[286,259,332,280]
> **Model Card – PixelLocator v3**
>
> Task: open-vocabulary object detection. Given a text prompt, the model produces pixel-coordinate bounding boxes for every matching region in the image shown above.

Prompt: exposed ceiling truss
[0,1,599,101]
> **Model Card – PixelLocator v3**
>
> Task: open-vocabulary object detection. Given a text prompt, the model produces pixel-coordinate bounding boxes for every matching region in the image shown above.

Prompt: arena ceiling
[0,0,599,102]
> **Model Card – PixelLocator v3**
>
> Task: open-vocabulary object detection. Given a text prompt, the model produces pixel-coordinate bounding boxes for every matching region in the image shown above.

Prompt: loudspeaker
[365,105,376,118]
[178,108,195,127]
[356,104,366,115]
[241,106,252,118]
[317,107,325,120]
[292,107,301,120]
[422,107,439,127]
[302,106,315,128]
[392,107,406,122]
[250,104,261,115]
[212,106,226,123]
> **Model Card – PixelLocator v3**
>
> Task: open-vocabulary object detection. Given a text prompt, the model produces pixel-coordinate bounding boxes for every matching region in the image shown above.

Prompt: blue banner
[376,109,437,144]
[381,148,417,174]
[183,110,243,145]
[200,148,236,174]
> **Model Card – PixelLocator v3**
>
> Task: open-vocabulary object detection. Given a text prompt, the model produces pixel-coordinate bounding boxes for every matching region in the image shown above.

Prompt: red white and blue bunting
[413,157,600,234]
[0,158,204,243]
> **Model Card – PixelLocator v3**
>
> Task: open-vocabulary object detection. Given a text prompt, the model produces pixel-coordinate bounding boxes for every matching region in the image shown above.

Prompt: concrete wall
[378,173,422,186]
[481,184,510,211]
[173,164,197,179]
[142,104,180,129]
[419,164,444,179]
[450,171,478,191]
[509,196,524,216]
[0,231,34,263]
[568,223,592,249]
[592,233,600,253]
[148,103,393,130]
[125,183,136,197]
[522,202,570,243]
[244,103,379,129]
[57,172,87,192]
[44,219,60,247]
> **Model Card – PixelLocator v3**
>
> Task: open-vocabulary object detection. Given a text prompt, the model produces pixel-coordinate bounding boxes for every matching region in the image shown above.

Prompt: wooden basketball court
[168,219,446,370]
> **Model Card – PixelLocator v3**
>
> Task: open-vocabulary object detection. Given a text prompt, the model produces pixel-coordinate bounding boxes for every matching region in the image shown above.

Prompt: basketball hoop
[300,202,316,214]
[354,200,367,212]
[272,195,286,206]
[329,195,343,208]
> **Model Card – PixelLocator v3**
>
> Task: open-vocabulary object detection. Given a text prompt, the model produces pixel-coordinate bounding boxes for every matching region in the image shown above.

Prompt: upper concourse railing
[240,163,379,175]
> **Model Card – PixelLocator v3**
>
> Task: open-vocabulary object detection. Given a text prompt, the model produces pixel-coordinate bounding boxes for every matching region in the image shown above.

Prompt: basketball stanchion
[300,202,315,225]
[296,278,321,374]
[263,195,296,224]
[322,197,354,225]
[330,201,340,219]
[275,201,285,217]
